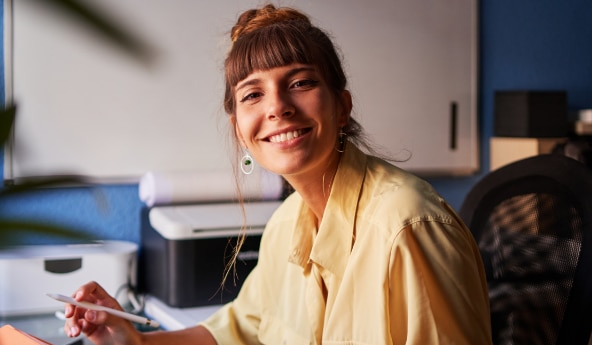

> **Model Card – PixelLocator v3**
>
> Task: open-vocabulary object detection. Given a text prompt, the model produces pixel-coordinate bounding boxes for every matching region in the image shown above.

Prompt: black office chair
[459,154,592,345]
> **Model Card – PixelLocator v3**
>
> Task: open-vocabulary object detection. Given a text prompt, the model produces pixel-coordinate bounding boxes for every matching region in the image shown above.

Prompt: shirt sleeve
[388,219,492,344]
[199,199,296,344]
[199,264,263,344]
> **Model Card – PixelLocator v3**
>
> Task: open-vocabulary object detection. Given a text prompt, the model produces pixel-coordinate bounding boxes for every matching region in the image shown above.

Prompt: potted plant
[0,0,151,244]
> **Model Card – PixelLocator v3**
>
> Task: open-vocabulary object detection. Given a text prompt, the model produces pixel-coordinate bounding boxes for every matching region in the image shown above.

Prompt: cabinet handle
[450,101,458,150]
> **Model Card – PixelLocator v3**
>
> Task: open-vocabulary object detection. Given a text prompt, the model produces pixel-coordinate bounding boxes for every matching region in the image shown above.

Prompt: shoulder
[359,158,478,264]
[360,156,463,235]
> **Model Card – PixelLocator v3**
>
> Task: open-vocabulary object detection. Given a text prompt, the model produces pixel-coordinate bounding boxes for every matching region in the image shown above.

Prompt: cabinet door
[5,0,478,181]
[304,0,479,176]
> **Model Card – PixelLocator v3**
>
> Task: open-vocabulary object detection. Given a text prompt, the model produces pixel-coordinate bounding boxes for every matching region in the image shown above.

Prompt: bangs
[225,22,318,87]
[223,19,346,114]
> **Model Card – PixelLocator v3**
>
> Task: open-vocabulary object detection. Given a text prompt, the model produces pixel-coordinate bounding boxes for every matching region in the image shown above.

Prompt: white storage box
[0,240,138,317]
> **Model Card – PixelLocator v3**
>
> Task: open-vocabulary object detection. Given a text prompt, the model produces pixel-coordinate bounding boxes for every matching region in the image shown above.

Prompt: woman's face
[232,63,350,179]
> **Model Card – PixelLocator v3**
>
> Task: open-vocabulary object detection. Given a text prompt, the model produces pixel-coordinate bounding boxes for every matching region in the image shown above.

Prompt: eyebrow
[234,66,317,93]
[235,78,261,94]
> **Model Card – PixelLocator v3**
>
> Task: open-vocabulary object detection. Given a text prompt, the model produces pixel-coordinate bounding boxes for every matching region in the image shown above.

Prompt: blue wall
[1,1,592,245]
[432,0,592,207]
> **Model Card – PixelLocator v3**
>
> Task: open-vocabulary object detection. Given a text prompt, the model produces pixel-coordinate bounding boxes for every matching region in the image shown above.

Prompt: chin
[266,164,301,177]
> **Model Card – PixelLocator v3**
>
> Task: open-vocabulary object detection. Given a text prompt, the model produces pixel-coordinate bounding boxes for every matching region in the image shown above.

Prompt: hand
[63,281,142,345]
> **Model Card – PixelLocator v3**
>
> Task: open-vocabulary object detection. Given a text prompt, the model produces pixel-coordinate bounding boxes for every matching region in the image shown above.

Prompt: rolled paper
[139,169,283,207]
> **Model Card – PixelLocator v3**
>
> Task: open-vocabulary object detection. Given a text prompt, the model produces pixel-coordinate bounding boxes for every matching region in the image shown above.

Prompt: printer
[0,241,138,344]
[139,201,281,308]
[0,241,138,317]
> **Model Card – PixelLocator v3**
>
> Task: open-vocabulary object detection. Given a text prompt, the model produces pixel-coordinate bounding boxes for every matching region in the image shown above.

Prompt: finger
[84,306,130,329]
[76,281,122,310]
[72,281,102,301]
[80,315,99,335]
[64,303,74,318]
[64,281,103,336]
[64,318,83,338]
[81,307,133,340]
[84,309,104,324]
[63,299,86,318]
[64,302,86,337]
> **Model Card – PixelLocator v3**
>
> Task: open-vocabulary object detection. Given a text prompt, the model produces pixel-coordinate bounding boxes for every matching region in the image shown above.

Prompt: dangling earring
[336,128,347,153]
[240,149,254,175]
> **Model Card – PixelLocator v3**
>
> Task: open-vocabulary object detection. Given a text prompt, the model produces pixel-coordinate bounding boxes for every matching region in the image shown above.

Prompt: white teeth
[270,130,302,143]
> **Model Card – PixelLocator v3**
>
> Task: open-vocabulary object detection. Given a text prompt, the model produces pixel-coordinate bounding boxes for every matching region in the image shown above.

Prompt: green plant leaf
[0,219,94,244]
[0,0,149,244]
[29,0,155,65]
[0,175,97,195]
[0,175,106,243]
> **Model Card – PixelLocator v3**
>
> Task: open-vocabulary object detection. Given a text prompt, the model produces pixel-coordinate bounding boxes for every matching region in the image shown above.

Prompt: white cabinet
[5,0,478,181]
[320,0,479,176]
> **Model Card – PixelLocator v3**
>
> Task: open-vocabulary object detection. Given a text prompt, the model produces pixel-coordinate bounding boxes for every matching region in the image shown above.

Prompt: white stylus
[46,293,160,328]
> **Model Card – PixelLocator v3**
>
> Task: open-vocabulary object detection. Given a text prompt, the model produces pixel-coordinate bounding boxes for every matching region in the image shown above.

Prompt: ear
[337,90,353,127]
[230,116,247,148]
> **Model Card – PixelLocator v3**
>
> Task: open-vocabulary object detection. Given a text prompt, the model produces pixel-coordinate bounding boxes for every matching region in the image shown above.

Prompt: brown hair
[224,4,366,145]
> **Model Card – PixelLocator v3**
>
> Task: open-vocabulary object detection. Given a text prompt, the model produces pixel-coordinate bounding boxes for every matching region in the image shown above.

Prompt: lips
[268,128,310,143]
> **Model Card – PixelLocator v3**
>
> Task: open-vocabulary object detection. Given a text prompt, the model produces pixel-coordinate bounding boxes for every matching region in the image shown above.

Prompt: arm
[389,221,491,344]
[64,281,217,345]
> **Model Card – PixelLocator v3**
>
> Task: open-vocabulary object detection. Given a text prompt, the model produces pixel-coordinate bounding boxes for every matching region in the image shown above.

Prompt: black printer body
[139,201,281,308]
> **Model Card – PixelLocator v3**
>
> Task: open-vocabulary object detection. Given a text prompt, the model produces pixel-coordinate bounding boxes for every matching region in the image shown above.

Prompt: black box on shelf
[494,90,568,137]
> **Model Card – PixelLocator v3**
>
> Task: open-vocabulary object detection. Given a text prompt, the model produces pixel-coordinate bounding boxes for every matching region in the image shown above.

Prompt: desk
[0,297,213,343]
[143,295,221,331]
[0,313,87,344]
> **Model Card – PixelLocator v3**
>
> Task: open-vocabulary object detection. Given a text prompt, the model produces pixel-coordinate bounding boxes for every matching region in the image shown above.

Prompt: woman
[64,4,491,344]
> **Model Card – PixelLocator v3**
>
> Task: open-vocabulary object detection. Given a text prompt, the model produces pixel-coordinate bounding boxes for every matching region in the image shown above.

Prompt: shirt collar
[288,143,367,278]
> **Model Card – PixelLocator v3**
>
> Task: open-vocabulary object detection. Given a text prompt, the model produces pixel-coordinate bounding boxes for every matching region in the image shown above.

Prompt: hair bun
[231,4,310,43]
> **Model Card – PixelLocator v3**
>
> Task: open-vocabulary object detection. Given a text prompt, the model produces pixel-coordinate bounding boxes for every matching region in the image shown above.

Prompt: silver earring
[240,150,254,175]
[337,129,347,153]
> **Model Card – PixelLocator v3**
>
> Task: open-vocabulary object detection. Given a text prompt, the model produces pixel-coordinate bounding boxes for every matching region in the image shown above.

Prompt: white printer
[0,241,138,344]
[0,240,138,317]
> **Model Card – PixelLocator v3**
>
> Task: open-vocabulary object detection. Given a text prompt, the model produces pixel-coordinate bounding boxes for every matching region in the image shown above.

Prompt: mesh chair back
[459,154,592,345]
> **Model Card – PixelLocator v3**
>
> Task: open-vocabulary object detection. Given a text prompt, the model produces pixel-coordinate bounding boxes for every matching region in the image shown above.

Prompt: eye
[240,91,263,103]
[291,79,319,89]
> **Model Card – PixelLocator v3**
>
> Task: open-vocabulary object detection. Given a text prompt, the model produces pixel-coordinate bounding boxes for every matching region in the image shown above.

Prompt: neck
[284,152,342,224]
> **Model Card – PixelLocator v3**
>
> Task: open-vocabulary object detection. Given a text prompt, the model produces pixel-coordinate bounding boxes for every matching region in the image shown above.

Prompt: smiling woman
[61,4,491,345]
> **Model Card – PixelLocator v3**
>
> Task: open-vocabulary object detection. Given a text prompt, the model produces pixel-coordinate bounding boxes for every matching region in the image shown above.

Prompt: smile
[268,129,306,143]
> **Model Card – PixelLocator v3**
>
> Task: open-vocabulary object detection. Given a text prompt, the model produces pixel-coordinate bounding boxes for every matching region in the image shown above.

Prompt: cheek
[235,114,257,143]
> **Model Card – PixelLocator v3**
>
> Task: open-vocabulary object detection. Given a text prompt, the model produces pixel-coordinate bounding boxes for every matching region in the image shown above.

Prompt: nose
[266,90,294,120]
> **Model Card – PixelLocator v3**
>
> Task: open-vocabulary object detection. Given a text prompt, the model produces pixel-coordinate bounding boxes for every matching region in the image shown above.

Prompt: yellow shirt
[202,144,491,344]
